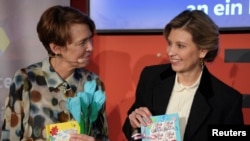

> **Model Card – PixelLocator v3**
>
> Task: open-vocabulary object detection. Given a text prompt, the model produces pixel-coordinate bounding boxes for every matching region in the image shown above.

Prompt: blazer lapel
[185,91,211,139]
[184,67,212,140]
[152,74,175,115]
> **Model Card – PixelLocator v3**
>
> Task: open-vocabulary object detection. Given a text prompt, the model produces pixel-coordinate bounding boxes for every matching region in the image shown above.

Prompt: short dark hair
[37,5,96,56]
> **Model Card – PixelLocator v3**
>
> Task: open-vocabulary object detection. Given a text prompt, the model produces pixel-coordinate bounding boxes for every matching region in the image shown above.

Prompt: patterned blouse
[1,57,109,141]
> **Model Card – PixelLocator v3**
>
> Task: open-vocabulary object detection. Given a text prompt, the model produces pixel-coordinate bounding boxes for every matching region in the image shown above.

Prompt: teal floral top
[1,57,109,141]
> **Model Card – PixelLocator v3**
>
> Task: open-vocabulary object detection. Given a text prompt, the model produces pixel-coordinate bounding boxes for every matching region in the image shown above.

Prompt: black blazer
[122,63,244,141]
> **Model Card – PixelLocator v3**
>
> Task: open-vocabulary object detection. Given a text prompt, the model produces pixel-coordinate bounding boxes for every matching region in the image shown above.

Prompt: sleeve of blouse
[1,69,30,140]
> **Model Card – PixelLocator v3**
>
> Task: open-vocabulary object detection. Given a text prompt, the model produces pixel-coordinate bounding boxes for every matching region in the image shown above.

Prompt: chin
[80,62,89,68]
[171,65,182,72]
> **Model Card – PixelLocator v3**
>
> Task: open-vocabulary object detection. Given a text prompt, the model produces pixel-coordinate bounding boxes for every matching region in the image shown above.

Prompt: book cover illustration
[46,121,80,141]
[141,113,181,141]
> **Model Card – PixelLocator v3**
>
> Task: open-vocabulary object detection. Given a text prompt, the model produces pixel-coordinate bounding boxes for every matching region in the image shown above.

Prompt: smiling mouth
[77,55,91,63]
[170,59,181,63]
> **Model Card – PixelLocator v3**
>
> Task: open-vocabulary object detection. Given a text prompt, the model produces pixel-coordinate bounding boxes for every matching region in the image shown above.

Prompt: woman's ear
[199,49,209,58]
[49,43,60,55]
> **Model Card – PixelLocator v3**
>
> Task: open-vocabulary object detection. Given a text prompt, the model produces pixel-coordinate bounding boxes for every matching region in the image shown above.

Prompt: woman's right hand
[69,133,95,141]
[128,107,152,129]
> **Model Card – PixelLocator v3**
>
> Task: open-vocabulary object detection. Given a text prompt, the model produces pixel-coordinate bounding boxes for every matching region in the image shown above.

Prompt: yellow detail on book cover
[46,121,80,141]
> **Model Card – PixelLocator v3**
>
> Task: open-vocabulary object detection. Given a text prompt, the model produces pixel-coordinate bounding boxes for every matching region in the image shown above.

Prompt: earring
[55,53,62,57]
[200,58,205,69]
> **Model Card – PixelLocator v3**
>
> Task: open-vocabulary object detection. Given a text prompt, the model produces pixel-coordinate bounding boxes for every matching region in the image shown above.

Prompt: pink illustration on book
[50,126,59,136]
[140,113,181,141]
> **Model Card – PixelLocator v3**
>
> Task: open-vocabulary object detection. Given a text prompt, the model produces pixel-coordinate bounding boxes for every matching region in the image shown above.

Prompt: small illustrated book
[141,113,181,141]
[46,121,80,141]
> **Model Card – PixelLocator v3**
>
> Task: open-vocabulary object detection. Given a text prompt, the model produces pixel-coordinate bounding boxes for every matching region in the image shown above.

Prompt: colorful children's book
[46,121,80,141]
[141,113,182,141]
